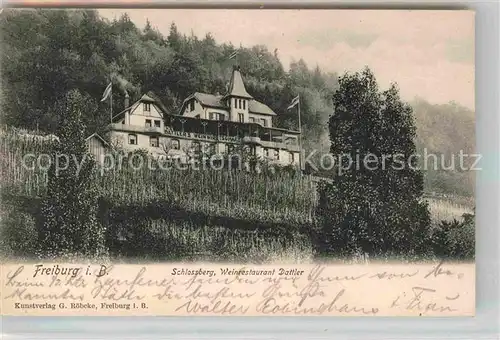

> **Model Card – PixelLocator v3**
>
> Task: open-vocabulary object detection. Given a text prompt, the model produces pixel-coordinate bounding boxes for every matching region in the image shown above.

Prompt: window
[154,120,161,128]
[289,152,294,163]
[195,114,200,119]
[274,149,280,160]
[209,112,224,121]
[249,117,255,123]
[145,119,152,128]
[144,103,151,112]
[128,134,137,145]
[171,139,180,150]
[243,100,246,110]
[189,100,195,111]
[238,113,244,123]
[260,119,267,127]
[206,143,217,154]
[239,99,242,109]
[234,98,238,108]
[264,148,269,157]
[150,136,159,147]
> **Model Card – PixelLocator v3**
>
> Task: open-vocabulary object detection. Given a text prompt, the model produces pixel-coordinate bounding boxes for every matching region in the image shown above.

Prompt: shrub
[431,213,475,260]
[38,90,108,259]
[0,207,38,258]
[107,218,313,263]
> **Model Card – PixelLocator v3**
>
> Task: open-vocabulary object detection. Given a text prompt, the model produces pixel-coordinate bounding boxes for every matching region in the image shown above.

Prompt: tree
[167,22,182,51]
[316,68,431,258]
[312,65,325,89]
[142,19,164,45]
[38,89,107,259]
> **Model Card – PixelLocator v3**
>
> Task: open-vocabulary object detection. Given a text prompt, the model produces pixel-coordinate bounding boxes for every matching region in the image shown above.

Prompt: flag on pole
[287,95,300,110]
[100,82,112,102]
[228,50,238,60]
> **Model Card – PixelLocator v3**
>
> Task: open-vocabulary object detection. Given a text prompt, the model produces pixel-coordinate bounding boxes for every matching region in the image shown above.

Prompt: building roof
[164,112,299,134]
[192,92,227,109]
[183,92,277,116]
[111,93,162,122]
[147,91,169,112]
[86,132,110,146]
[223,66,253,99]
[139,94,156,102]
[248,100,276,116]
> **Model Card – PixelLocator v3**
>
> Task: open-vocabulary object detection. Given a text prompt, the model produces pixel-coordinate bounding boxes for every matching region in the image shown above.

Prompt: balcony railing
[109,123,301,152]
[109,123,163,134]
[260,140,301,152]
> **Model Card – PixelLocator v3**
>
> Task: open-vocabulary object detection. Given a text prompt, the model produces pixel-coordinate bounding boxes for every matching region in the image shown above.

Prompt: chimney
[124,91,130,108]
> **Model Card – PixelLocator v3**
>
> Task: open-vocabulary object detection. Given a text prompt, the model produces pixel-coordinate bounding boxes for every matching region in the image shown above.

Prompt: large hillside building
[104,66,302,166]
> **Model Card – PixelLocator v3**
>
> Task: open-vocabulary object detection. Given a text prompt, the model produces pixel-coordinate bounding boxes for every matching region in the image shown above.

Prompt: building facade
[86,133,109,162]
[105,66,301,166]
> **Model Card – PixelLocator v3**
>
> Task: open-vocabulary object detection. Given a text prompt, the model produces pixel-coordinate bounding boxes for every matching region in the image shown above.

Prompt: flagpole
[297,95,303,171]
[110,83,113,124]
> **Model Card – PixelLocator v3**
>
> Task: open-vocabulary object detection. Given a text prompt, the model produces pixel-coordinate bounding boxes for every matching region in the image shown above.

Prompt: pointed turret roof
[223,65,253,99]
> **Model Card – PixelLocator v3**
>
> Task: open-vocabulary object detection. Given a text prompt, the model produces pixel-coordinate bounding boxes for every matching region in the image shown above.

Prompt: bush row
[0,194,475,262]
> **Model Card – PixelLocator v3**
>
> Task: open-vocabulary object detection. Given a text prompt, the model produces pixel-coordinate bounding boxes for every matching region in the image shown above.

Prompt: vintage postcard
[0,9,475,316]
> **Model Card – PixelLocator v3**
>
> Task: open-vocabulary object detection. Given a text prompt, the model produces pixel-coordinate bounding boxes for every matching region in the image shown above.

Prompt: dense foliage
[430,212,475,260]
[317,69,431,257]
[38,90,107,259]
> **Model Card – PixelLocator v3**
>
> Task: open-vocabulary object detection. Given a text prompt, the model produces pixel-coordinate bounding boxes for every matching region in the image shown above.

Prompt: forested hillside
[0,9,475,197]
[412,99,475,197]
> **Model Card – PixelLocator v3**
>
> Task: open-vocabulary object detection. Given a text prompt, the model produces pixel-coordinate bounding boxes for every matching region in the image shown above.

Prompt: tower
[222,65,253,123]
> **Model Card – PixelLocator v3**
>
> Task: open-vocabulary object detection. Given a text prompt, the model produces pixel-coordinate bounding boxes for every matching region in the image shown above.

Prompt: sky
[99,9,475,110]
